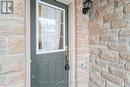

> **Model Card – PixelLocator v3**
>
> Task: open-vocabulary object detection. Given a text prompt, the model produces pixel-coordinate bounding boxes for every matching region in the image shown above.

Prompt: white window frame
[36,0,66,54]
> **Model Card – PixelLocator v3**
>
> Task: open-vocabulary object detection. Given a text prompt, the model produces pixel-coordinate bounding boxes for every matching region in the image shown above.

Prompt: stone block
[125,64,130,72]
[102,68,124,86]
[89,81,100,87]
[106,81,121,87]
[107,42,127,52]
[89,35,99,45]
[8,37,25,54]
[100,35,118,42]
[109,66,127,79]
[90,70,101,85]
[8,71,25,84]
[0,24,25,36]
[104,22,111,30]
[126,0,130,4]
[127,73,130,82]
[119,29,130,36]
[89,63,101,72]
[15,0,25,17]
[95,58,108,68]
[115,0,126,7]
[108,62,124,69]
[89,18,104,35]
[118,36,128,44]
[96,2,114,17]
[8,55,25,72]
[124,3,130,18]
[115,6,124,19]
[103,13,123,22]
[89,18,109,34]
[0,37,8,49]
[98,49,118,62]
[100,0,108,7]
[0,58,9,74]
[119,52,130,62]
[111,20,128,29]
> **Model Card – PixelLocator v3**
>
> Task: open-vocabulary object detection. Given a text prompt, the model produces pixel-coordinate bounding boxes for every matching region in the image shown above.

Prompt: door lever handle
[65,63,70,71]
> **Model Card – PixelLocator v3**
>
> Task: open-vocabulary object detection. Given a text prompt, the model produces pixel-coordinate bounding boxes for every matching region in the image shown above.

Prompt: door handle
[65,63,70,71]
[65,53,70,71]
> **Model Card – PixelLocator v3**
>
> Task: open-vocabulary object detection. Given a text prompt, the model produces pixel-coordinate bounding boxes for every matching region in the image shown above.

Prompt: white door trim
[25,0,76,87]
[25,0,31,87]
[68,1,76,87]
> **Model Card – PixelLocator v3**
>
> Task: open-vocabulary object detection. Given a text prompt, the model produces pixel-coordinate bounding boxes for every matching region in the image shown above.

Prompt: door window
[36,1,65,54]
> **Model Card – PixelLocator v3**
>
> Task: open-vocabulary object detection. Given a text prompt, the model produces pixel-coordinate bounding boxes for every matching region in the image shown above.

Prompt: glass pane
[37,3,65,53]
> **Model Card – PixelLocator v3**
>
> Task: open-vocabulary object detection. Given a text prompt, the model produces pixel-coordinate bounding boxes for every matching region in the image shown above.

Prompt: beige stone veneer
[89,0,130,87]
[0,0,26,87]
[0,0,130,87]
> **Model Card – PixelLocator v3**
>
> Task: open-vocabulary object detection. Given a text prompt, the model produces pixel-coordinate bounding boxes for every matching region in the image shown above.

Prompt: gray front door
[30,0,68,87]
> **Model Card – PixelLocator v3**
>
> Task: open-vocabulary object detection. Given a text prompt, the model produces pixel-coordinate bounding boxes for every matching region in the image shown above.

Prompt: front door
[30,0,68,87]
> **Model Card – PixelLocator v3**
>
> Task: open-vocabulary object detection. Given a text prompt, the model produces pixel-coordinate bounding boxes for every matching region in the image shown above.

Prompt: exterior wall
[0,0,26,87]
[89,0,130,87]
[0,0,130,87]
[75,0,89,87]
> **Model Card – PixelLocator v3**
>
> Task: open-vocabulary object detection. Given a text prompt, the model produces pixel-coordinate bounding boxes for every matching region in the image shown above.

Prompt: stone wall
[75,0,89,87]
[89,0,130,87]
[0,0,130,87]
[0,0,26,87]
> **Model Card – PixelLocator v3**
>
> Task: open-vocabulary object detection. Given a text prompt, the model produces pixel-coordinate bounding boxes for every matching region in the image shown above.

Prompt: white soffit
[56,0,73,5]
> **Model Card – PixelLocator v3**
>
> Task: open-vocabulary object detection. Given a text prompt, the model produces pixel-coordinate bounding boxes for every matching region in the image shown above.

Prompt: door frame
[25,0,76,87]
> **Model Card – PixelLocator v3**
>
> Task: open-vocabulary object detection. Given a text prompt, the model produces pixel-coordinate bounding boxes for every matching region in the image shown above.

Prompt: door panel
[37,62,49,84]
[30,0,68,87]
